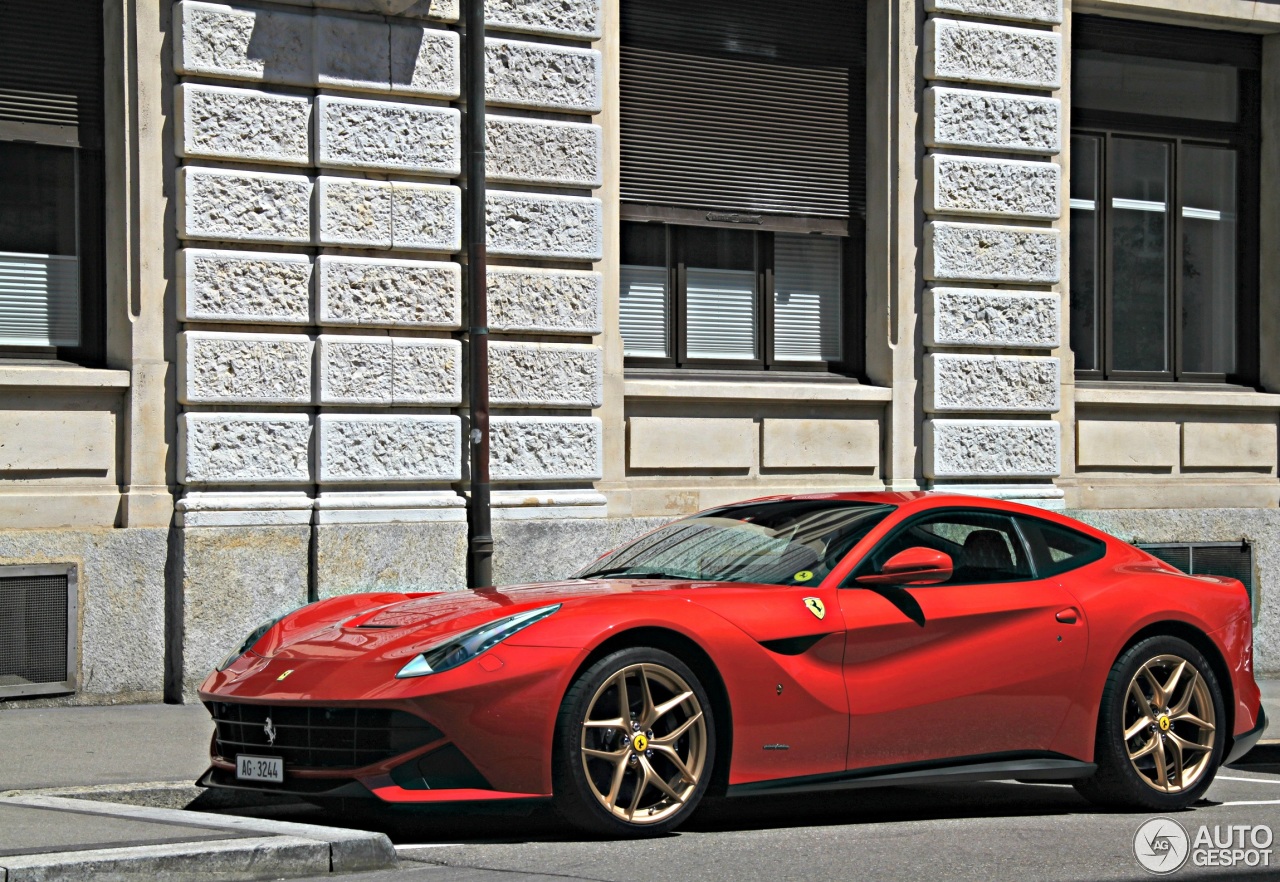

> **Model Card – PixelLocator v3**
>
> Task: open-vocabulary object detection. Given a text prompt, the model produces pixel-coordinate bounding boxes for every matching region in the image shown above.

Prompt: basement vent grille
[1138,543,1255,608]
[0,565,77,698]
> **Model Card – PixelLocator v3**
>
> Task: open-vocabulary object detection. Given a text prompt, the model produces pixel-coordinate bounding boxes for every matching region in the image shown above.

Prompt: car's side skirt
[726,752,1096,797]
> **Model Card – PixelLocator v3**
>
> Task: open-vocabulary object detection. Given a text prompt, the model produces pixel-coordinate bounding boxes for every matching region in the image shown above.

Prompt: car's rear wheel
[1074,635,1224,811]
[552,647,714,837]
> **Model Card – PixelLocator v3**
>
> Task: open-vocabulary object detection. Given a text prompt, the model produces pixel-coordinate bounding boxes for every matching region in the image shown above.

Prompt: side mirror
[856,547,953,587]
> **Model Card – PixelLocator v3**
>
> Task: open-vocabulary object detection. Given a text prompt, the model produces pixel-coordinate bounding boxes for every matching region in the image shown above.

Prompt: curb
[0,793,398,881]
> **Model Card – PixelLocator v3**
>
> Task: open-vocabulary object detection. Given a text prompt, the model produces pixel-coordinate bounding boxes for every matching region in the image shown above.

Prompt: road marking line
[1217,775,1280,785]
[1217,799,1280,807]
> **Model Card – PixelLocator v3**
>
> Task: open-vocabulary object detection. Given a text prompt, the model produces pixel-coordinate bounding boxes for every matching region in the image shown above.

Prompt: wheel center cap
[1158,714,1171,732]
[632,733,649,752]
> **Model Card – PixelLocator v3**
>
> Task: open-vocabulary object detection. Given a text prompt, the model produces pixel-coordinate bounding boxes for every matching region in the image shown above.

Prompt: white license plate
[236,754,284,783]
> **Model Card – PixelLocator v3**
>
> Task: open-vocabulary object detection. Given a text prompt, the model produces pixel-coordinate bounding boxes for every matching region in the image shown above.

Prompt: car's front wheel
[1074,635,1225,811]
[552,647,714,837]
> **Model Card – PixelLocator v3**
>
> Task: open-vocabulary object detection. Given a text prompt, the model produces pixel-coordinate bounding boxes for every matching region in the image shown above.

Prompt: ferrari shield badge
[803,597,826,620]
[276,669,294,682]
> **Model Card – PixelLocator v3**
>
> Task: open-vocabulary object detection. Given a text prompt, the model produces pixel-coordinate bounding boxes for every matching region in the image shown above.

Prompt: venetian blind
[0,1,104,145]
[620,0,865,220]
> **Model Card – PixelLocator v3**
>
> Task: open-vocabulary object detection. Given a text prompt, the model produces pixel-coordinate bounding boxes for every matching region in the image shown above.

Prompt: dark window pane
[0,142,77,255]
[1070,135,1101,372]
[1110,138,1170,373]
[1074,50,1238,123]
[1181,145,1237,375]
[620,223,669,358]
[858,512,1033,586]
[1018,517,1106,578]
[683,228,756,360]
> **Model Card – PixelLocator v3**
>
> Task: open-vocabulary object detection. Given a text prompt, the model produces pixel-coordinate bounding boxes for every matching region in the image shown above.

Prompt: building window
[619,0,865,373]
[0,1,105,364]
[1070,16,1259,383]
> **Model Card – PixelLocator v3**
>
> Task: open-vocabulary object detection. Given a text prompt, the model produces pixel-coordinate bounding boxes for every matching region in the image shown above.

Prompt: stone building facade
[2,0,1280,703]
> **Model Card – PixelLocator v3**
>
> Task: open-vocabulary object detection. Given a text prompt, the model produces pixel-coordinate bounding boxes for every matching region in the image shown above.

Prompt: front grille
[209,703,443,770]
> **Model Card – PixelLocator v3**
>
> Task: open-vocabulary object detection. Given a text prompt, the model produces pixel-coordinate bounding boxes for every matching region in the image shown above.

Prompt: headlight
[216,611,291,671]
[395,604,561,679]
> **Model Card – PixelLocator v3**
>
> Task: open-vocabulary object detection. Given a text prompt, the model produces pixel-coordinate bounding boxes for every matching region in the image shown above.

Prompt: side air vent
[0,564,78,698]
[1139,542,1255,607]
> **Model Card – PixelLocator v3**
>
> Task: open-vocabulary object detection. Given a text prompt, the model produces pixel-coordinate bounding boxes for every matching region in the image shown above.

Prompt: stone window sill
[0,364,131,389]
[624,377,893,404]
[1074,384,1280,410]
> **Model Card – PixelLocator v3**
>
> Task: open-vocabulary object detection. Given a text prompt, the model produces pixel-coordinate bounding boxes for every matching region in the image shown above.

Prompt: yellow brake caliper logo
[804,597,825,620]
[632,733,649,752]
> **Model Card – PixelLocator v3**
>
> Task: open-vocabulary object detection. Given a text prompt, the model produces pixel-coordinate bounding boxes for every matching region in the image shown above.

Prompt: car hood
[251,577,821,663]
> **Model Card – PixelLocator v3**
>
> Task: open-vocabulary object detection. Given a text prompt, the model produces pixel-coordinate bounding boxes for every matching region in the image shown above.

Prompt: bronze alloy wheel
[1122,653,1217,793]
[578,662,709,825]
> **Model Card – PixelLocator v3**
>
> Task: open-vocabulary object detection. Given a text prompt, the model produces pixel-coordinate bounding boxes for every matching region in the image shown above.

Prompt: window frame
[620,218,862,374]
[1070,16,1261,385]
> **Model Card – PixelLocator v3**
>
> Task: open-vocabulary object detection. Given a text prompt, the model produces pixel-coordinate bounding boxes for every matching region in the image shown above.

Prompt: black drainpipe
[463,0,493,587]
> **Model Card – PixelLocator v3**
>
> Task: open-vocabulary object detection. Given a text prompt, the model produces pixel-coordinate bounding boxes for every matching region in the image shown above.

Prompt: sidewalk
[0,703,397,881]
[2,683,1279,882]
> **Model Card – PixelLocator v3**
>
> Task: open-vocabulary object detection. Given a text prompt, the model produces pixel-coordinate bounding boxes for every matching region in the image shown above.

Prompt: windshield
[575,500,896,586]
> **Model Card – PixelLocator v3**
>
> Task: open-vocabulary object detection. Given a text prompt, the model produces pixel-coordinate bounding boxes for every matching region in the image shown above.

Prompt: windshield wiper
[584,568,691,580]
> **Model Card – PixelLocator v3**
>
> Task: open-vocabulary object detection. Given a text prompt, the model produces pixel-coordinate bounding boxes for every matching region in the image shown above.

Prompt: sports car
[199,492,1266,837]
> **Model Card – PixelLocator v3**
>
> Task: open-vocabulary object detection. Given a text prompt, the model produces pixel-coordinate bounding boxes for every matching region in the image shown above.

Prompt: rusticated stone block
[317,415,461,482]
[924,0,1062,25]
[925,353,1060,413]
[487,117,601,187]
[490,416,602,482]
[488,267,602,334]
[487,192,602,260]
[318,96,459,175]
[925,222,1060,284]
[317,256,461,328]
[485,38,602,113]
[309,0,457,22]
[926,419,1061,478]
[179,331,314,404]
[179,413,312,484]
[390,25,460,98]
[317,335,393,405]
[926,19,1060,90]
[489,342,602,408]
[178,167,312,244]
[924,155,1059,220]
[316,15,390,91]
[176,84,311,166]
[392,182,462,251]
[394,337,461,404]
[925,287,1059,349]
[317,177,394,248]
[485,0,602,39]
[926,87,1060,155]
[180,249,312,324]
[174,1,313,86]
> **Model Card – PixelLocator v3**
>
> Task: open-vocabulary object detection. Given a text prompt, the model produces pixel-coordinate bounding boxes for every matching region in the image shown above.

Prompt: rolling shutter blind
[621,0,865,220]
[0,2,104,145]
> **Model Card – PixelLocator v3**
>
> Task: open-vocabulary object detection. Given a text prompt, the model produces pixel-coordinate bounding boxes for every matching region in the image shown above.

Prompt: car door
[838,509,1089,771]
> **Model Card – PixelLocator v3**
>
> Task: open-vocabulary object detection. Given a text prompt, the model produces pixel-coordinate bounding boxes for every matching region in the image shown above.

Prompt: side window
[1017,517,1107,578]
[852,511,1034,586]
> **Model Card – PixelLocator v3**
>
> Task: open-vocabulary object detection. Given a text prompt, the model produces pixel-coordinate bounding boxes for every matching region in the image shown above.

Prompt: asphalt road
[209,762,1280,882]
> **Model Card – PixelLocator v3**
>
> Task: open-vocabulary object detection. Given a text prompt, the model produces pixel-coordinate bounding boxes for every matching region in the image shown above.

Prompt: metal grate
[208,703,444,770]
[0,567,76,698]
[1139,543,1255,606]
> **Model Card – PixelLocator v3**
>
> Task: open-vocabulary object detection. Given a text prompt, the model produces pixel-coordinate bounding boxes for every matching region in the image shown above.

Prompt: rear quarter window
[1018,517,1107,578]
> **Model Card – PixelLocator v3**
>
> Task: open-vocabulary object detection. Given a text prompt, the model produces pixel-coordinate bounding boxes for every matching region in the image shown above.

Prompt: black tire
[552,647,716,837]
[1074,635,1225,811]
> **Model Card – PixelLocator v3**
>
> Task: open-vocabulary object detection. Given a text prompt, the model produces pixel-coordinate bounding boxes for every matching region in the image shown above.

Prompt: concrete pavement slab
[0,703,211,790]
[0,802,248,857]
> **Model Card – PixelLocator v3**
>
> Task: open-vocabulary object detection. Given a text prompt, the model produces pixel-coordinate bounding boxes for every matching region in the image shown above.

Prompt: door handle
[1055,608,1080,624]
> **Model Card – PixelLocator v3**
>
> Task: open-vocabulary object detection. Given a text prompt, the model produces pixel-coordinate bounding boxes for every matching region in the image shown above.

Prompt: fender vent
[0,565,77,698]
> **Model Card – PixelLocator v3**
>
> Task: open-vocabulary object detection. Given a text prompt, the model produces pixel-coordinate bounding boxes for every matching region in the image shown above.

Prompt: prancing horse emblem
[263,716,277,746]
[803,597,825,620]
